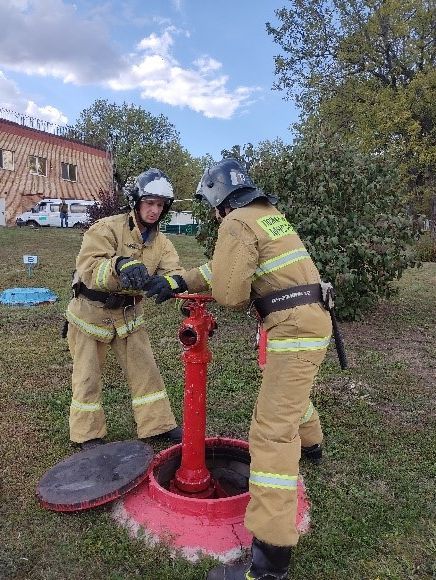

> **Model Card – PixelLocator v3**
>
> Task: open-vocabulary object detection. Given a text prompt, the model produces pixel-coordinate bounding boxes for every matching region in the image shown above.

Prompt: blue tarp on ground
[0,287,58,305]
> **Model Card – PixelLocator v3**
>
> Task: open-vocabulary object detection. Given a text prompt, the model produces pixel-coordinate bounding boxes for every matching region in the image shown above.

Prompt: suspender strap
[253,283,322,319]
[78,283,142,309]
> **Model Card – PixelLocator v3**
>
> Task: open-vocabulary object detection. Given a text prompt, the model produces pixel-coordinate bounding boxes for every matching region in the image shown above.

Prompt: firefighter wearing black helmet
[146,158,332,579]
[65,168,186,450]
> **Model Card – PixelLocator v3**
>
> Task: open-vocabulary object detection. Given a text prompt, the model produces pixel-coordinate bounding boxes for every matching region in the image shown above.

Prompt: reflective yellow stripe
[115,314,145,337]
[71,398,102,412]
[300,401,314,424]
[132,390,168,407]
[96,259,112,290]
[198,263,212,286]
[254,248,310,278]
[164,275,179,290]
[66,308,114,341]
[246,572,255,580]
[119,259,142,271]
[249,470,298,490]
[267,336,331,352]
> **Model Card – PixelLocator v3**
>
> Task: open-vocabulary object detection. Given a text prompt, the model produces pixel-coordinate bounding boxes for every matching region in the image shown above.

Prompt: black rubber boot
[301,443,323,465]
[207,538,292,579]
[145,426,183,443]
[80,438,105,451]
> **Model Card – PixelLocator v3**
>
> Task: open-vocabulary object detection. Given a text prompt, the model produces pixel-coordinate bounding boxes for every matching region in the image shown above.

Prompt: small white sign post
[23,254,38,277]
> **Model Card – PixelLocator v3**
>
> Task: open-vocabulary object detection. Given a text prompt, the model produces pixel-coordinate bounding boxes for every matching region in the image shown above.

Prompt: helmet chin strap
[217,203,233,218]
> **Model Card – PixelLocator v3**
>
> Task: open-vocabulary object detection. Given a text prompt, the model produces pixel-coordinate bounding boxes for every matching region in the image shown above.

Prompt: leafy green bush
[86,189,125,228]
[192,200,218,259]
[415,232,436,262]
[195,135,420,320]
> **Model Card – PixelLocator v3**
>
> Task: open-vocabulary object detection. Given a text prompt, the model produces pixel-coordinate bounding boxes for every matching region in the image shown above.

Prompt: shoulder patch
[257,214,295,239]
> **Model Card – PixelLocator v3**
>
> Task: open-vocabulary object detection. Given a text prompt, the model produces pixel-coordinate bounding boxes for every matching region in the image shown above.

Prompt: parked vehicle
[16,198,99,228]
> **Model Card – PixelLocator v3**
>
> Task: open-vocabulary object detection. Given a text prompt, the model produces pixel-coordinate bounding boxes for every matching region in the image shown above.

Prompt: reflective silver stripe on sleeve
[254,248,310,278]
[71,398,102,412]
[132,390,168,407]
[96,259,112,290]
[199,263,212,286]
[249,470,298,490]
[267,336,331,352]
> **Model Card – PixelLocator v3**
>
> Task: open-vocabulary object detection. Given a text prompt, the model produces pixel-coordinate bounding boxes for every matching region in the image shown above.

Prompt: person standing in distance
[65,168,186,450]
[145,159,332,579]
[59,198,69,228]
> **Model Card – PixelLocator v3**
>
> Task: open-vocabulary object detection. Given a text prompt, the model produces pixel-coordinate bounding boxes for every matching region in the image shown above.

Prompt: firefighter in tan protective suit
[145,159,333,579]
[66,168,187,451]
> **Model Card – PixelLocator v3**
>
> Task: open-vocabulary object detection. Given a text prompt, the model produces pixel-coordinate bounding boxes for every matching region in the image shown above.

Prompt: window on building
[0,149,14,171]
[29,155,47,176]
[61,162,77,182]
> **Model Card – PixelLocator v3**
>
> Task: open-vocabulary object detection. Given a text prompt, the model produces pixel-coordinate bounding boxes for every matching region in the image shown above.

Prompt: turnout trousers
[67,324,177,443]
[244,334,327,546]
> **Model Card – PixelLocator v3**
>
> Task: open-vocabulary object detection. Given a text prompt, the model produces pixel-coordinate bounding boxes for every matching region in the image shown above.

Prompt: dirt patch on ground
[342,302,436,388]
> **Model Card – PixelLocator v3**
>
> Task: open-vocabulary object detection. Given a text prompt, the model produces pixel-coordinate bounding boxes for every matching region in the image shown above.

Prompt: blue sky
[0,0,298,159]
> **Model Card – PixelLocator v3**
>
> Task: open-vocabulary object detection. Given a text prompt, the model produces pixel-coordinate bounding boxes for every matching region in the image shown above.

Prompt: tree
[257,130,419,319]
[72,99,200,201]
[85,189,124,228]
[267,0,436,215]
[194,136,419,319]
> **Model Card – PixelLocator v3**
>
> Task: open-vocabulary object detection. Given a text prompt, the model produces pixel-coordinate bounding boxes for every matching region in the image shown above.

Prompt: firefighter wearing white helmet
[146,158,332,579]
[65,168,186,450]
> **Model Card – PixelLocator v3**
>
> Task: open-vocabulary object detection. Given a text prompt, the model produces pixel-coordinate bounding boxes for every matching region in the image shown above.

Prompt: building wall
[0,119,112,225]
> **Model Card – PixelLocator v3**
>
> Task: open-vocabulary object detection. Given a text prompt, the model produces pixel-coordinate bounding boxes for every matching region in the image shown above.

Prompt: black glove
[144,275,188,304]
[115,257,149,290]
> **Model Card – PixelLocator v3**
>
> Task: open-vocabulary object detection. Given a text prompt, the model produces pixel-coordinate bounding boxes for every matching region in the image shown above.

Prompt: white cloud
[0,0,123,83]
[108,29,260,119]
[137,30,175,59]
[0,1,260,120]
[0,70,21,108]
[0,70,68,125]
[25,101,68,125]
[194,57,222,74]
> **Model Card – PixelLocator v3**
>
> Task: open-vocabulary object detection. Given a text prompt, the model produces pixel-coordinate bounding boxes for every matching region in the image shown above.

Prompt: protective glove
[115,257,149,290]
[144,275,188,304]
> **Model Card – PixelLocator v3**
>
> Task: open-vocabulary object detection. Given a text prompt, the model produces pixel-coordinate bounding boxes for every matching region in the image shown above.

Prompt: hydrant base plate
[113,439,310,563]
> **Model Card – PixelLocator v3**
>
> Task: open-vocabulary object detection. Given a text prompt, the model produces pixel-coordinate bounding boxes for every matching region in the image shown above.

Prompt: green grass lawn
[0,227,435,580]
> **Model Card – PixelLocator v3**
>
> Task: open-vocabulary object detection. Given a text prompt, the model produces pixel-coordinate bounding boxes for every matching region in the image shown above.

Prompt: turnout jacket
[67,211,184,342]
[184,200,331,339]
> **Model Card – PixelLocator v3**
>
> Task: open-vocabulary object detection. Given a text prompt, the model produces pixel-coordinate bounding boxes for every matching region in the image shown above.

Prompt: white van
[16,198,99,228]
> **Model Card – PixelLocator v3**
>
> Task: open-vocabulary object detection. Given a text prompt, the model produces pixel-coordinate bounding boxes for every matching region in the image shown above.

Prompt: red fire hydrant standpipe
[113,293,311,562]
[171,294,217,497]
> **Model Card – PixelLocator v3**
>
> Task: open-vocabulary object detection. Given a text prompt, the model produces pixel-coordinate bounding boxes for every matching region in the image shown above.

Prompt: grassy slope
[0,227,435,580]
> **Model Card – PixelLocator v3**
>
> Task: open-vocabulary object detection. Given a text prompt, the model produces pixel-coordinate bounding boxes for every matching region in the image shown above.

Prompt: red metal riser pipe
[175,353,211,492]
[173,297,216,494]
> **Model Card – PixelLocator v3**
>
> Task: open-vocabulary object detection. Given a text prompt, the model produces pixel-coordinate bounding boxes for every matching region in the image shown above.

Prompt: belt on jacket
[252,283,322,319]
[77,282,143,309]
[252,282,348,370]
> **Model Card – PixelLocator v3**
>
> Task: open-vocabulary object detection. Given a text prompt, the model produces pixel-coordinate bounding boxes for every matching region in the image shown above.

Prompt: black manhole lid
[36,440,153,512]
